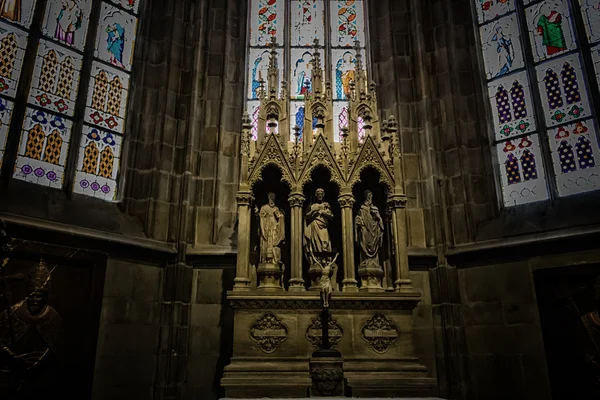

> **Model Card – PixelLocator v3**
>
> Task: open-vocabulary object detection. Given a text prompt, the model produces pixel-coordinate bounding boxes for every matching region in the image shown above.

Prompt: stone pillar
[288,192,306,291]
[388,194,413,292]
[233,191,253,291]
[338,194,358,292]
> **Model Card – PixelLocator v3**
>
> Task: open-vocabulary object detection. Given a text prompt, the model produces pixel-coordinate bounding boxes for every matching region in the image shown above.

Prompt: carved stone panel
[305,313,343,348]
[249,312,288,354]
[361,313,399,354]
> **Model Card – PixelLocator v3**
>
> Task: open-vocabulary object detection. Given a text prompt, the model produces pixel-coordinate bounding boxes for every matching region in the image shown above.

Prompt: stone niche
[222,40,435,397]
[0,237,105,399]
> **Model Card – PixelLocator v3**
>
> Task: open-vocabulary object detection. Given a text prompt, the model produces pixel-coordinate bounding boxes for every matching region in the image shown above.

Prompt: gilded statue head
[268,192,276,205]
[315,188,325,202]
[364,190,373,205]
[26,259,52,316]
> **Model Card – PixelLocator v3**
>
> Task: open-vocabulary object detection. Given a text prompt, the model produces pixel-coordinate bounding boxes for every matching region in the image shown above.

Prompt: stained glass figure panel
[247,47,284,100]
[109,0,140,14]
[479,13,525,80]
[487,70,537,140]
[525,0,576,63]
[473,0,515,25]
[333,100,349,142]
[14,108,72,188]
[85,61,130,133]
[331,48,365,100]
[95,2,138,72]
[290,100,305,140]
[0,97,13,164]
[28,39,83,116]
[0,0,36,29]
[579,0,600,43]
[291,0,324,47]
[0,21,27,98]
[535,53,591,127]
[42,0,93,51]
[250,0,285,47]
[548,119,600,196]
[290,47,314,99]
[246,100,260,140]
[592,44,600,90]
[74,124,122,201]
[330,0,365,48]
[497,134,549,206]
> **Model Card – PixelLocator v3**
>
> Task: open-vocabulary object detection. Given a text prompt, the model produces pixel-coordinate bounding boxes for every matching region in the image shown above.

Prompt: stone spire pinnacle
[267,36,279,98]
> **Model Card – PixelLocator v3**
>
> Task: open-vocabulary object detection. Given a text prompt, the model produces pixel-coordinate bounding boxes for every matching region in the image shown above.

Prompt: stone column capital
[338,194,355,208]
[387,195,407,209]
[288,193,305,207]
[236,192,254,206]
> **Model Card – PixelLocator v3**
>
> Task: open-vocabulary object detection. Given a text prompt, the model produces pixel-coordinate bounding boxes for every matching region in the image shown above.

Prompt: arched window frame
[244,0,372,143]
[472,0,600,208]
[0,0,141,203]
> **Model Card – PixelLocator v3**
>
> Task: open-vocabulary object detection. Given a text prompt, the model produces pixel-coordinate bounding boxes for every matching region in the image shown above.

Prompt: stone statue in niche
[0,259,63,396]
[256,192,285,267]
[355,190,384,268]
[304,188,333,260]
[581,276,600,394]
[254,192,285,289]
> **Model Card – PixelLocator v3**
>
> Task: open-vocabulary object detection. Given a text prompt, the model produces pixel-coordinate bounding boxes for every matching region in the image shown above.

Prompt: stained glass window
[592,44,600,90]
[246,0,369,142]
[13,108,72,188]
[474,0,600,205]
[42,0,93,51]
[0,97,13,164]
[0,0,141,201]
[579,0,600,43]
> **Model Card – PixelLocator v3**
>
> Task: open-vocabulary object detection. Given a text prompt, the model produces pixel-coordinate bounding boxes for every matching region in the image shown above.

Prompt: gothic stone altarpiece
[221,40,436,397]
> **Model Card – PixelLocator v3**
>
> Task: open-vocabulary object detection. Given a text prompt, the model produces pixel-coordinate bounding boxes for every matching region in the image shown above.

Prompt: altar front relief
[221,38,436,398]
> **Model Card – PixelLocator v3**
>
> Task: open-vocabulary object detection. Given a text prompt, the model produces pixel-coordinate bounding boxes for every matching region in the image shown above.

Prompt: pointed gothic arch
[57,57,75,99]
[91,70,109,112]
[24,124,45,160]
[107,76,123,116]
[0,33,17,79]
[81,141,99,174]
[99,146,115,178]
[43,130,63,165]
[40,49,58,94]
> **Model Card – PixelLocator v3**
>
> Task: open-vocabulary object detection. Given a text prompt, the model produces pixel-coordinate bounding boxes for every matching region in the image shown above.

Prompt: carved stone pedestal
[309,350,344,396]
[221,291,436,398]
[256,262,283,290]
[358,259,385,292]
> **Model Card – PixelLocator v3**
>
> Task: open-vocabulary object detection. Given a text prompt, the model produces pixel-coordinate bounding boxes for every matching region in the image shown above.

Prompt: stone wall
[453,246,600,400]
[458,261,550,400]
[92,258,163,399]
[186,266,235,400]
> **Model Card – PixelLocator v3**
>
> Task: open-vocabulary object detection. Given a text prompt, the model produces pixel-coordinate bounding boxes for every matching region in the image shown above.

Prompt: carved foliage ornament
[348,136,394,190]
[337,194,355,208]
[305,313,343,349]
[249,312,288,354]
[248,135,294,188]
[288,193,305,208]
[298,135,344,188]
[361,313,399,354]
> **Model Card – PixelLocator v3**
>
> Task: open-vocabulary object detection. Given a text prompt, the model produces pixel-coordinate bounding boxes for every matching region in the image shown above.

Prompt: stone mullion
[288,192,305,291]
[338,193,358,292]
[233,192,253,290]
[387,195,412,292]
